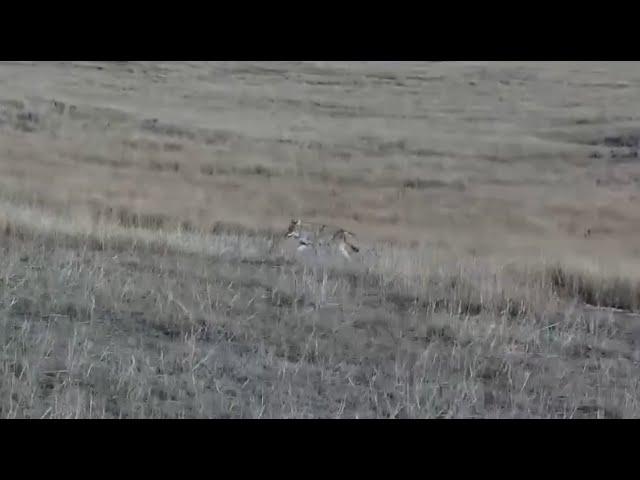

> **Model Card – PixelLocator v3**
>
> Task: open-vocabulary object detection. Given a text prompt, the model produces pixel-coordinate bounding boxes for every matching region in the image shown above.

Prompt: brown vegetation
[1,61,640,418]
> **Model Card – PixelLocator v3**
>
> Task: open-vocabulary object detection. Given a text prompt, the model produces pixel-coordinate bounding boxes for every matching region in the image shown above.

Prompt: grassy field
[2,61,640,418]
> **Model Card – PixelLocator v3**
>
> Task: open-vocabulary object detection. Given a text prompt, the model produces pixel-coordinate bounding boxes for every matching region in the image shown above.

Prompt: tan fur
[286,219,360,260]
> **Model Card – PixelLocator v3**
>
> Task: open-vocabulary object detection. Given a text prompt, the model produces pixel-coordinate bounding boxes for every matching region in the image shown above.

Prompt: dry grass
[2,220,640,418]
[2,61,640,418]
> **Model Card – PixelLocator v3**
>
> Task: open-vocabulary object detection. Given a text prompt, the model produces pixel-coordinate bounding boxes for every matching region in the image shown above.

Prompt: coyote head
[286,219,302,238]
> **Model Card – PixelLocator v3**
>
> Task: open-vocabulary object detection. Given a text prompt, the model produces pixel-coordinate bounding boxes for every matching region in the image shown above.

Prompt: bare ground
[2,61,640,418]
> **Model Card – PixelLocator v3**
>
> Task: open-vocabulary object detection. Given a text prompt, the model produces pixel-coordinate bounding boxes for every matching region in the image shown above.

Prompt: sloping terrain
[1,62,640,418]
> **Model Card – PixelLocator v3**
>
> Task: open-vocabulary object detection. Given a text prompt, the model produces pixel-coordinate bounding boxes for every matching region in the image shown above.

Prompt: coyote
[285,219,360,260]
